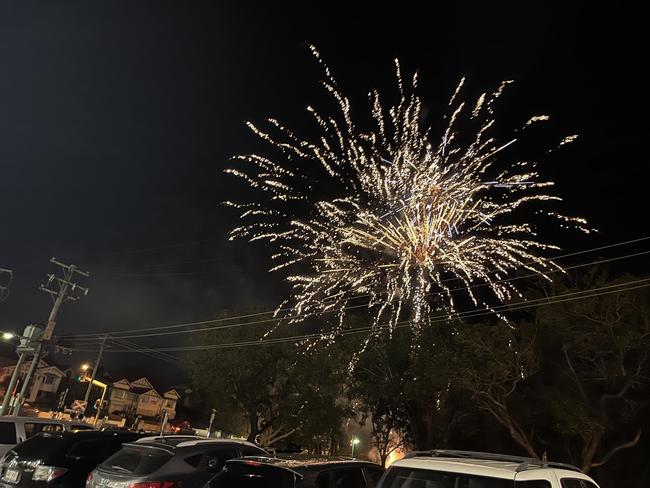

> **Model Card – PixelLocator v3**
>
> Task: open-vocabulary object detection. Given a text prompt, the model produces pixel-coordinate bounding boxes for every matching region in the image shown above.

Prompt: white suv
[378,450,600,488]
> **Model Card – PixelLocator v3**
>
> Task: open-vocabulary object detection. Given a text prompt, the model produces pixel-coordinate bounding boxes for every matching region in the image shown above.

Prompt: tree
[452,273,650,473]
[536,274,649,472]
[352,339,410,466]
[350,324,462,462]
[186,312,349,448]
[454,320,541,458]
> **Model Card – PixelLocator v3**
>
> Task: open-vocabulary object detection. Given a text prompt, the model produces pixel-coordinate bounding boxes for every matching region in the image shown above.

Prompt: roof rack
[404,450,582,473]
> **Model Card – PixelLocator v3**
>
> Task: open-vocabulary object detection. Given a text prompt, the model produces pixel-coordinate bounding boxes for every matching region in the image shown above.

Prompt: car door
[0,422,18,456]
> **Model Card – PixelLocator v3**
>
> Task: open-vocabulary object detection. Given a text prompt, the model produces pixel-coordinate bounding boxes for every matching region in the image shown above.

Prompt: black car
[0,430,144,488]
[88,436,269,488]
[207,455,384,488]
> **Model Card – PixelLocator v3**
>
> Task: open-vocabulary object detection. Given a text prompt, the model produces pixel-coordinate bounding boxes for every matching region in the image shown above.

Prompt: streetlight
[81,363,90,371]
[351,437,360,458]
[1,332,15,341]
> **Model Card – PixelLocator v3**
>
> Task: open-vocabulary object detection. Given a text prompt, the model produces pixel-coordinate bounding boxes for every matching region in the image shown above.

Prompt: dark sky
[0,2,648,381]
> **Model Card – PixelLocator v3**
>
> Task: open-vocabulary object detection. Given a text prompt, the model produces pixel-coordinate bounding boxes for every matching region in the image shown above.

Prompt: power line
[110,336,179,363]
[67,246,650,342]
[73,277,650,353]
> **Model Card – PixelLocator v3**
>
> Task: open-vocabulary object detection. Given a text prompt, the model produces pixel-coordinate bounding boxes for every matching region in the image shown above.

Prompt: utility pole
[0,353,26,415]
[83,335,107,408]
[11,341,44,415]
[5,258,88,416]
[0,325,42,416]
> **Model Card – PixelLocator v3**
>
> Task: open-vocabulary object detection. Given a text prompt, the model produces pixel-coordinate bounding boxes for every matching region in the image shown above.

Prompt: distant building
[0,358,70,407]
[107,377,180,420]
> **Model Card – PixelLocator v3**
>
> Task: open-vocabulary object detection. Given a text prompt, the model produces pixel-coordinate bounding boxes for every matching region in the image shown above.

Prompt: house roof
[113,379,132,390]
[0,358,65,377]
[107,376,181,403]
[37,365,66,377]
[164,389,181,399]
[140,388,162,399]
[131,377,154,389]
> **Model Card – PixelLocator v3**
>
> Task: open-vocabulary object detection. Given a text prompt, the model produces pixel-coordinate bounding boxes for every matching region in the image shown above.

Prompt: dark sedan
[207,455,384,488]
[0,430,143,488]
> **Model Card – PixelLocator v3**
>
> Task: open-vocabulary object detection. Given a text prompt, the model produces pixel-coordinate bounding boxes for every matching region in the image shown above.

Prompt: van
[0,416,94,456]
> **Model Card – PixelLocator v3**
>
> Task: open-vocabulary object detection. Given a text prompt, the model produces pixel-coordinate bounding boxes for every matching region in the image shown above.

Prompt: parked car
[0,416,94,456]
[87,437,269,488]
[207,455,384,488]
[377,450,601,488]
[0,430,143,488]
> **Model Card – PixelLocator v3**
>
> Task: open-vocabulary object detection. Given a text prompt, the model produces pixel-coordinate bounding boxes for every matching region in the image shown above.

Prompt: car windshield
[100,446,173,475]
[210,462,297,488]
[381,467,513,488]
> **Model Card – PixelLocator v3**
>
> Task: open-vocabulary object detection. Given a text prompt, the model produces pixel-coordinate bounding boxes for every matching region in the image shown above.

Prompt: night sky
[0,2,648,381]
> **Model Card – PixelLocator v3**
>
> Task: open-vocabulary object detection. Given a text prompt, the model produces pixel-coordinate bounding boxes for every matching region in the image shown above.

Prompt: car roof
[176,439,263,449]
[392,457,522,480]
[231,455,379,470]
[39,430,142,440]
[0,416,84,425]
[392,450,584,481]
[131,436,265,452]
[135,435,203,445]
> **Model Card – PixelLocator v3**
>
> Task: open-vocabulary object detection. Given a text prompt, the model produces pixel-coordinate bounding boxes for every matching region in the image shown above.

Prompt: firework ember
[226,47,590,346]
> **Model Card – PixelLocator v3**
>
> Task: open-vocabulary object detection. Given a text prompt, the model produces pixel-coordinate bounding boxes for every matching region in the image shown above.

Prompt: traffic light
[75,374,83,382]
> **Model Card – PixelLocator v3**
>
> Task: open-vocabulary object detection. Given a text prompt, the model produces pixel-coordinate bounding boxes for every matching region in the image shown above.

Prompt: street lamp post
[351,437,360,458]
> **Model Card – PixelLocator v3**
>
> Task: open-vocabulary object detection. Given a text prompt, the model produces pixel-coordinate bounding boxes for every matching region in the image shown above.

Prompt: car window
[24,423,63,438]
[560,479,598,488]
[366,467,384,487]
[382,467,512,488]
[332,468,365,488]
[184,454,202,468]
[0,422,17,444]
[67,438,116,459]
[205,449,239,473]
[101,446,173,475]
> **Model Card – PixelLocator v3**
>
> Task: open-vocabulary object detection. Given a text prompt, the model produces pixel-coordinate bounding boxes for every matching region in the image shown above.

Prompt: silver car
[87,436,267,488]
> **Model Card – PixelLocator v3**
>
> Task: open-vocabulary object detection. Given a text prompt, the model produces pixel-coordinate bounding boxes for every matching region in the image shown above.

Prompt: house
[106,376,180,420]
[0,358,69,407]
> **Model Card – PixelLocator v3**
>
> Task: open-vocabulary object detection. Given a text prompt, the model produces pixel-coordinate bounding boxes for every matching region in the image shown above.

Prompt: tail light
[32,466,68,482]
[127,482,179,488]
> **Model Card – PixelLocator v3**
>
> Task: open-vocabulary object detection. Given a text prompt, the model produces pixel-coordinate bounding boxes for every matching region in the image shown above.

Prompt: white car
[378,450,600,488]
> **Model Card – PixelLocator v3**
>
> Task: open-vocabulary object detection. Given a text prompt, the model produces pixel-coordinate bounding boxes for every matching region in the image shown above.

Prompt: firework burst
[226,47,590,348]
